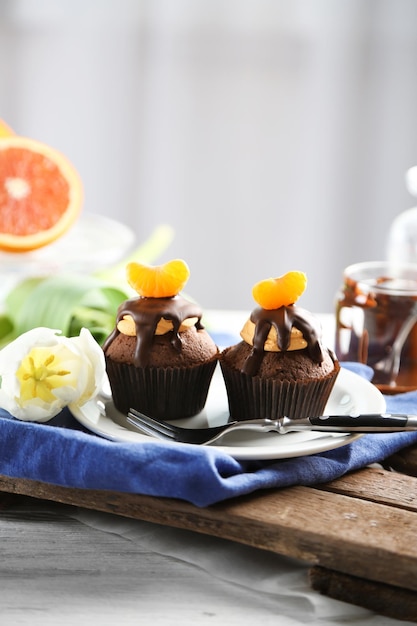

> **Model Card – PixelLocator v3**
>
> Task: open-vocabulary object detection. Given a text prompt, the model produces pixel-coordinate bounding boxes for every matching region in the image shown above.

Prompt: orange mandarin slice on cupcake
[252,270,307,309]
[126,259,190,298]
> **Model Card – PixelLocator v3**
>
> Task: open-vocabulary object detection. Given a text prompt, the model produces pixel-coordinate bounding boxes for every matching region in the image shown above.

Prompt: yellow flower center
[16,347,71,403]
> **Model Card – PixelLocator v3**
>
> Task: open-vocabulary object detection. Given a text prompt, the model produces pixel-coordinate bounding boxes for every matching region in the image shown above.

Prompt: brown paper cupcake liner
[219,360,340,421]
[106,357,218,420]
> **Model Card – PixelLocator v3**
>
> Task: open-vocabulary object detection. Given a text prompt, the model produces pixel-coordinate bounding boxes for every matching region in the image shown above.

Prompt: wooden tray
[0,443,417,622]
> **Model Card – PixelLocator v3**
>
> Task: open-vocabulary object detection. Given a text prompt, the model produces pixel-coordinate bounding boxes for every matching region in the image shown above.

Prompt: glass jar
[335,261,417,393]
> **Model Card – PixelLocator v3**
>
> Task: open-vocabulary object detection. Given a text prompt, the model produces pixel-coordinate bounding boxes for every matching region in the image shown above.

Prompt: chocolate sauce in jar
[335,262,417,391]
[103,296,204,367]
[243,305,325,376]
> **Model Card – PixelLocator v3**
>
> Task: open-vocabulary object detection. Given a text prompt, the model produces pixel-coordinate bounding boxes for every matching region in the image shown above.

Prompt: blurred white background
[1,0,417,313]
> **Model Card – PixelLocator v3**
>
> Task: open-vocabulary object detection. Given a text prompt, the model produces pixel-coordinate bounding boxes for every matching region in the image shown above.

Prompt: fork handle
[286,413,417,433]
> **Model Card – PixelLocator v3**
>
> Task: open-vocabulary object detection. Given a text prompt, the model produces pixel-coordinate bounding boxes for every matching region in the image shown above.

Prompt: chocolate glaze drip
[103,296,204,367]
[243,305,325,376]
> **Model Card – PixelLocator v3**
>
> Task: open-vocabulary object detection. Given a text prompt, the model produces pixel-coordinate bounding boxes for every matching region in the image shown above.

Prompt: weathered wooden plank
[317,466,417,511]
[214,486,417,592]
[0,472,416,594]
[385,443,417,477]
[310,566,417,622]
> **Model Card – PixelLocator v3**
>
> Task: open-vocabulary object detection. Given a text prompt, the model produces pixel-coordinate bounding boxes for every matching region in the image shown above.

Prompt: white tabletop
[0,494,406,626]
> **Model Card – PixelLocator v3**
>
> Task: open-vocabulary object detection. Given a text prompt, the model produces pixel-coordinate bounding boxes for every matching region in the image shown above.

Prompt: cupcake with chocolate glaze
[103,259,218,419]
[219,271,340,421]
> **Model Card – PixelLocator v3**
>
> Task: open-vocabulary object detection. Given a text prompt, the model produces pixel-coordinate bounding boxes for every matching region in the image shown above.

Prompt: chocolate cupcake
[219,271,340,421]
[103,259,218,419]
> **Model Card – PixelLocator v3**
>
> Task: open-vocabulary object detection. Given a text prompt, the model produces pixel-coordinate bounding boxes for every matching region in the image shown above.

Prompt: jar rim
[343,261,417,295]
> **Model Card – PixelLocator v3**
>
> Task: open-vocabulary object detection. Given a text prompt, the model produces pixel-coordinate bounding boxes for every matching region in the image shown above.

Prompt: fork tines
[127,409,177,440]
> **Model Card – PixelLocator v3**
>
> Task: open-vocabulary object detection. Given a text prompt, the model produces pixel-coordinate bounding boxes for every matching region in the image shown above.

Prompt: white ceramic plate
[70,367,386,461]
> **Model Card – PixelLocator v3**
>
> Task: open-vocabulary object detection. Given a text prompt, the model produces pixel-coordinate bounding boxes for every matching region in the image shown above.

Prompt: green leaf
[68,310,108,344]
[5,277,45,314]
[0,314,14,342]
[3,274,128,346]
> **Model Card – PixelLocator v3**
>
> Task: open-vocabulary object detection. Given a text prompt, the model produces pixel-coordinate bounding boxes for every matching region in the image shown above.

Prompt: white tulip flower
[0,327,106,422]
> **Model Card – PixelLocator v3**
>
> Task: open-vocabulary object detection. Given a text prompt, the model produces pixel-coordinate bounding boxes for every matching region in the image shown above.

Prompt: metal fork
[127,410,274,445]
[126,408,417,445]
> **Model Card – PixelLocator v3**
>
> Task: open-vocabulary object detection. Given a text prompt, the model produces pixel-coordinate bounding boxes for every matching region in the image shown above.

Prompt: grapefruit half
[0,136,83,252]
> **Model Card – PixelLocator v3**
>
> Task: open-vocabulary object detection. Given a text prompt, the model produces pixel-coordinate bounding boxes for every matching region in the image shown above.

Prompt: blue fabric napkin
[0,362,417,507]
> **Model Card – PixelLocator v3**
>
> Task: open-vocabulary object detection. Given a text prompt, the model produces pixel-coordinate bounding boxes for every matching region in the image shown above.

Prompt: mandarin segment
[252,271,307,309]
[126,259,190,298]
